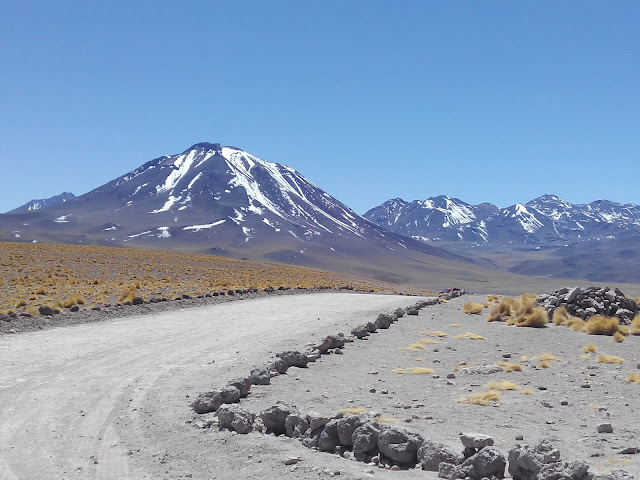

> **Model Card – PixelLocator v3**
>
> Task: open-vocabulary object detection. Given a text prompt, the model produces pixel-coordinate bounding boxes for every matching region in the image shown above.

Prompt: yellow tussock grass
[339,407,366,414]
[418,338,441,344]
[519,389,532,395]
[462,302,485,314]
[439,299,448,303]
[505,364,523,372]
[487,297,519,323]
[26,306,38,316]
[455,332,486,340]
[0,278,5,287]
[452,363,476,372]
[585,315,619,336]
[415,358,423,362]
[34,286,46,295]
[405,343,426,351]
[376,416,396,423]
[14,299,27,308]
[631,315,640,335]
[456,390,501,406]
[534,353,561,362]
[579,354,591,361]
[582,344,597,353]
[569,318,586,331]
[520,356,529,363]
[507,299,548,328]
[538,361,550,368]
[393,367,435,375]
[421,331,448,337]
[486,380,518,390]
[449,323,460,327]
[486,294,500,303]
[552,306,580,326]
[596,354,624,364]
[613,331,625,343]
[626,373,640,384]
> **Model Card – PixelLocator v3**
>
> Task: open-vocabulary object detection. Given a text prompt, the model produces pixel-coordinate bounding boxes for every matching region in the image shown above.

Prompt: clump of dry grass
[485,380,518,390]
[486,294,500,303]
[627,373,640,385]
[393,367,435,375]
[520,356,529,363]
[487,297,519,323]
[418,338,441,344]
[462,302,485,314]
[631,315,640,335]
[582,344,597,353]
[552,306,580,326]
[452,363,476,371]
[449,323,460,328]
[538,361,550,368]
[578,354,591,361]
[375,416,397,423]
[339,407,366,414]
[519,389,533,395]
[585,315,620,336]
[613,331,625,343]
[14,299,27,308]
[405,343,426,351]
[596,354,625,364]
[487,294,547,327]
[456,390,501,406]
[534,353,561,362]
[455,332,486,340]
[421,331,448,337]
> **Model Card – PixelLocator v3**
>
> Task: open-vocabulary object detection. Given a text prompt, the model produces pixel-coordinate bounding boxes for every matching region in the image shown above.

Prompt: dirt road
[0,293,422,480]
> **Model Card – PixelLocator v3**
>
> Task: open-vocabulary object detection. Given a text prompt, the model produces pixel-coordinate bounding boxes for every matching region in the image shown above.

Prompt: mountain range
[2,142,638,286]
[364,195,640,283]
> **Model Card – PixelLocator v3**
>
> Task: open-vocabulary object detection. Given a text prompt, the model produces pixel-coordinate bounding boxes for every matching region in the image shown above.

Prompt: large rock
[285,413,309,438]
[508,441,561,480]
[260,403,297,435]
[460,432,494,449]
[458,446,506,480]
[336,415,365,446]
[365,321,378,333]
[352,422,382,454]
[219,385,241,404]
[315,335,346,353]
[250,368,271,385]
[537,460,589,480]
[226,377,251,398]
[418,440,459,471]
[375,314,393,329]
[307,412,331,431]
[216,404,237,429]
[377,427,423,465]
[393,308,405,319]
[318,420,340,452]
[230,410,255,434]
[351,325,370,339]
[192,391,222,414]
[278,351,309,368]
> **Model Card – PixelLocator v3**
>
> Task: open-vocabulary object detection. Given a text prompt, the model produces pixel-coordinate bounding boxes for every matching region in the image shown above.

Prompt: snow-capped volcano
[0,143,473,281]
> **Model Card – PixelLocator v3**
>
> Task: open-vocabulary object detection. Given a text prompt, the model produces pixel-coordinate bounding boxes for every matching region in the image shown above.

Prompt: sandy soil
[1,293,638,480]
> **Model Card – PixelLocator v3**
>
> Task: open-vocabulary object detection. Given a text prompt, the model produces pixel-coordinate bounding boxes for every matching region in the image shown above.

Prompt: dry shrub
[456,390,500,406]
[339,407,366,414]
[585,315,619,336]
[486,294,500,303]
[582,344,597,353]
[535,353,561,362]
[521,293,538,302]
[613,331,625,343]
[26,306,38,316]
[393,367,435,375]
[35,286,46,295]
[552,306,581,326]
[486,380,518,390]
[118,284,137,303]
[462,302,485,314]
[569,318,586,331]
[627,373,640,385]
[405,343,426,351]
[421,331,448,337]
[520,356,529,363]
[631,315,640,335]
[418,338,441,344]
[579,354,591,361]
[519,389,533,395]
[376,416,397,423]
[487,297,519,323]
[596,354,625,364]
[14,299,27,308]
[455,332,486,340]
[505,363,523,372]
[513,306,548,328]
[538,361,550,368]
[60,294,85,308]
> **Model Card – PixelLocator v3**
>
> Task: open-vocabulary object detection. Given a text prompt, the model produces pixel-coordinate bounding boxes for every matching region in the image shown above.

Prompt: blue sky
[1,1,638,214]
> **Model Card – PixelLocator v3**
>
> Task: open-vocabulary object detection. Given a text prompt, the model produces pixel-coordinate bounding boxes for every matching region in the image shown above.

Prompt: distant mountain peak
[8,192,76,213]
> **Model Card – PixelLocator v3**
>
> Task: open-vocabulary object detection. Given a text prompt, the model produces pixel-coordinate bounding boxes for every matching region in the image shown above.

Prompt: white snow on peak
[187,172,203,190]
[183,220,226,231]
[157,227,171,238]
[419,197,475,227]
[157,150,198,194]
[512,204,543,233]
[149,195,181,214]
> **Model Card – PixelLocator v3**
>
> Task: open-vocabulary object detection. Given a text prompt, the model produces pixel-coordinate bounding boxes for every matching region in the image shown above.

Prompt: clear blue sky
[1,1,638,214]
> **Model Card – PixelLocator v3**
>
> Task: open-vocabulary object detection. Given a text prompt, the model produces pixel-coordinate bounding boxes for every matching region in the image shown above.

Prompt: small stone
[597,423,613,434]
[515,435,524,441]
[284,457,300,465]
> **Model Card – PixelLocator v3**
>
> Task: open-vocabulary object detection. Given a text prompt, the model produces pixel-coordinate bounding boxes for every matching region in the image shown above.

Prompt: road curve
[0,293,419,480]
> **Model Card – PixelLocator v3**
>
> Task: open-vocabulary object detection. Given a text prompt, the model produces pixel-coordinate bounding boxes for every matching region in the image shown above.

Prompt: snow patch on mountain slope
[183,220,226,232]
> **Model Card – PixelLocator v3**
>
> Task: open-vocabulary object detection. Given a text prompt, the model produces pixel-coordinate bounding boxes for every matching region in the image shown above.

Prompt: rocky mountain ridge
[8,192,76,214]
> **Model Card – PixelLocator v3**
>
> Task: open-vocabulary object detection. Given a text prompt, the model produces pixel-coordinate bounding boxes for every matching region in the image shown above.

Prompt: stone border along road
[0,292,438,480]
[190,290,636,480]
